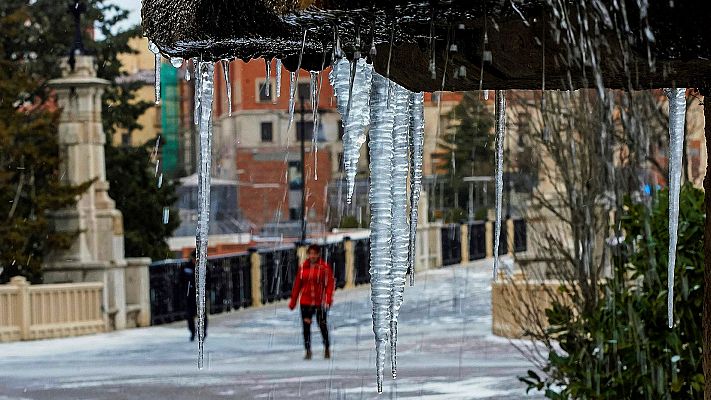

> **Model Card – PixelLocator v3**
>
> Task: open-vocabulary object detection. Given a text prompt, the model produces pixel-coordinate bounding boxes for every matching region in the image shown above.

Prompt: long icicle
[265,58,272,97]
[408,92,425,287]
[369,72,395,394]
[330,57,372,203]
[287,29,308,131]
[389,82,411,379]
[664,87,686,328]
[193,58,201,125]
[196,61,215,369]
[275,59,282,98]
[148,41,161,104]
[493,90,506,280]
[221,60,232,117]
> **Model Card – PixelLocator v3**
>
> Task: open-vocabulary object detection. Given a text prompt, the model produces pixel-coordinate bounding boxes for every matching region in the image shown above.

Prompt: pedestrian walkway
[0,259,542,399]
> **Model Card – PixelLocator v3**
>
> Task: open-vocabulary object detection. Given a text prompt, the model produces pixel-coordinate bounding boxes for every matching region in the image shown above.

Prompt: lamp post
[299,94,307,243]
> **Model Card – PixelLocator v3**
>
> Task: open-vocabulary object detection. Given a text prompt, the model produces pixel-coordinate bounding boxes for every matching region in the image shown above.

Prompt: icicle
[288,72,297,130]
[329,57,372,204]
[193,58,201,125]
[195,61,215,369]
[408,92,425,287]
[157,173,163,188]
[265,58,272,97]
[389,82,411,379]
[368,72,395,394]
[148,41,161,104]
[483,90,489,101]
[162,206,170,224]
[346,27,362,120]
[493,90,506,280]
[275,59,282,98]
[664,87,685,328]
[309,71,320,180]
[221,60,232,117]
[429,18,436,80]
[287,30,308,131]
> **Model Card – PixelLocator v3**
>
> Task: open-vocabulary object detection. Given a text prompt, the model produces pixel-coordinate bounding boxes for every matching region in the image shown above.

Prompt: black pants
[187,303,208,339]
[300,305,329,351]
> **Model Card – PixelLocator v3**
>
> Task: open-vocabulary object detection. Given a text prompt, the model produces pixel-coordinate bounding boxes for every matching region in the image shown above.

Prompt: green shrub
[522,184,704,399]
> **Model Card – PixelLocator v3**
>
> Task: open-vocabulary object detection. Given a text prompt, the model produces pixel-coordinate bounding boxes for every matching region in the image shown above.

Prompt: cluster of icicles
[148,36,687,387]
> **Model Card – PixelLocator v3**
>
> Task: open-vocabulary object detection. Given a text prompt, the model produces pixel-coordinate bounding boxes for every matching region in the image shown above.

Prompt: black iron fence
[149,220,527,326]
[353,237,371,285]
[441,224,462,266]
[321,241,347,288]
[468,221,486,260]
[149,251,252,325]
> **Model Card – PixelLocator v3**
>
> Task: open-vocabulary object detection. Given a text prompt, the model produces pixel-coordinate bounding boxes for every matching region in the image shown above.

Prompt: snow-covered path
[0,259,541,399]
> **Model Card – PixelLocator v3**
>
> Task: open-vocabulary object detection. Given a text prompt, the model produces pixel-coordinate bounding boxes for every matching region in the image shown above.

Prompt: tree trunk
[702,87,710,400]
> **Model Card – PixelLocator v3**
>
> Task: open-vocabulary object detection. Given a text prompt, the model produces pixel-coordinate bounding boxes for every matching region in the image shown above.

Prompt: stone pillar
[296,242,308,266]
[249,248,263,307]
[11,277,31,340]
[44,56,127,330]
[460,224,469,264]
[485,221,494,258]
[344,237,355,289]
[124,258,152,327]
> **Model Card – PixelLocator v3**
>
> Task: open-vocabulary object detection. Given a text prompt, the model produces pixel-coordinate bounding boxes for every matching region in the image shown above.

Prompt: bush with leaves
[521,184,704,398]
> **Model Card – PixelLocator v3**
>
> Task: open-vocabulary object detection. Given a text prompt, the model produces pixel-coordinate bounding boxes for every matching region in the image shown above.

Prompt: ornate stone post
[44,55,127,330]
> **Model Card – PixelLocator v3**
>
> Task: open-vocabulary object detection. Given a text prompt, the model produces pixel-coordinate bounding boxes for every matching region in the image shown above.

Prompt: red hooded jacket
[289,258,335,308]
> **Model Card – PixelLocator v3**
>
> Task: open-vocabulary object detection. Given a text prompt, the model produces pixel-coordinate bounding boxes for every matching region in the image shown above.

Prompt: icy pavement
[0,259,542,399]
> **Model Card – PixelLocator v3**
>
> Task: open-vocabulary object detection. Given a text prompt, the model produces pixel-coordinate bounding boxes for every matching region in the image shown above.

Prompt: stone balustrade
[0,276,105,342]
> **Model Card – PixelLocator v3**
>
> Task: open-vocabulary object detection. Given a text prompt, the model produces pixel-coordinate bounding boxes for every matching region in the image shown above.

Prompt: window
[297,82,311,102]
[260,122,273,142]
[121,132,131,146]
[257,80,271,102]
[288,161,302,189]
[289,208,301,221]
[296,121,314,141]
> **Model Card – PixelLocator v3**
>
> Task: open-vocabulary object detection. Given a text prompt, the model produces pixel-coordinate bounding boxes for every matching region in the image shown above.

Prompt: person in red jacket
[289,244,335,360]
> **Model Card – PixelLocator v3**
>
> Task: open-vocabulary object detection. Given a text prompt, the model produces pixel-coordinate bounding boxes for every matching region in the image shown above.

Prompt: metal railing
[441,224,462,266]
[468,221,487,260]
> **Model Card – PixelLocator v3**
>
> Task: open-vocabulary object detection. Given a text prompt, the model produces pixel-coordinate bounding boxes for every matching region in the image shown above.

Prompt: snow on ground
[0,259,543,399]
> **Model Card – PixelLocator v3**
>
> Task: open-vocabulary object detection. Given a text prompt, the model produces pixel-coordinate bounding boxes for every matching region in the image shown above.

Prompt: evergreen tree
[434,92,494,219]
[1,1,179,270]
[0,5,89,283]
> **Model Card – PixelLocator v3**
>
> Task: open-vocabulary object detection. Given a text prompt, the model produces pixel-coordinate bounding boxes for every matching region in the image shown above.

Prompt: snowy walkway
[0,259,542,400]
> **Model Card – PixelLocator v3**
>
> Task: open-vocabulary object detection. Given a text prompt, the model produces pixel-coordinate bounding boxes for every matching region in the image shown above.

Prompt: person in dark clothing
[180,250,208,342]
[289,244,335,360]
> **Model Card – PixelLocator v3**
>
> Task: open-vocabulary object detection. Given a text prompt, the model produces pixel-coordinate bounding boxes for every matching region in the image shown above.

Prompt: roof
[142,0,711,91]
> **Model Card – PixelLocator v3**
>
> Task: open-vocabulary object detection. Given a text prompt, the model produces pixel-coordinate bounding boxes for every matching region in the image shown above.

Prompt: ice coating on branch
[368,72,395,394]
[330,58,372,203]
[195,61,215,369]
[664,87,685,328]
[148,41,161,105]
[493,90,506,280]
[275,59,282,98]
[408,92,425,287]
[221,60,232,117]
[389,82,411,378]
